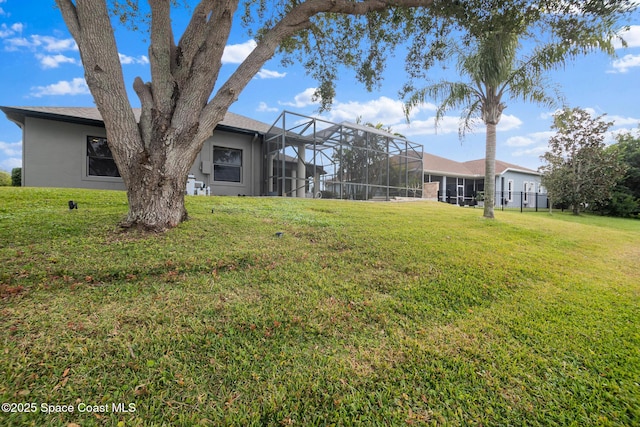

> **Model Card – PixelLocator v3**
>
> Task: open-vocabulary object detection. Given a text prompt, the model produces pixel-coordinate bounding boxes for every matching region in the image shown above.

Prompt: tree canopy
[594,130,640,216]
[540,107,627,215]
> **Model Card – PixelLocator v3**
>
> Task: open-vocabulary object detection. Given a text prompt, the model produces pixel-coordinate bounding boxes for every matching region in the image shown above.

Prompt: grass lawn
[1,187,638,426]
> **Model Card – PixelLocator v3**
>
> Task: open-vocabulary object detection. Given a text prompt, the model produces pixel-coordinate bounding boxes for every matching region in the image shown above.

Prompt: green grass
[1,187,638,426]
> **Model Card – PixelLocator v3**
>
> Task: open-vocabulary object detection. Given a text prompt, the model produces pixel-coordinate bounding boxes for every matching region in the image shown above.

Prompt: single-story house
[0,106,423,199]
[422,152,546,208]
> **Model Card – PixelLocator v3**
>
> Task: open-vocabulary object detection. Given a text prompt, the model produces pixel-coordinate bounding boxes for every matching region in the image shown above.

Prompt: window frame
[213,146,243,184]
[84,135,122,181]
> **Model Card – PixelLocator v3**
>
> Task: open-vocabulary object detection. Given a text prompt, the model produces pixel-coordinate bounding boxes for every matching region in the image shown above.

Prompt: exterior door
[457,185,464,205]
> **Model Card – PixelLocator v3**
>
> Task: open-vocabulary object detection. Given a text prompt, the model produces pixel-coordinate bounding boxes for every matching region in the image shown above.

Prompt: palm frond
[404,81,481,132]
[459,98,484,140]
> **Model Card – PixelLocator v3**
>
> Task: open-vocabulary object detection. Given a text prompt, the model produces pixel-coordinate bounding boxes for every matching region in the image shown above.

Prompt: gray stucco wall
[22,117,263,195]
[23,117,125,190]
[189,130,262,197]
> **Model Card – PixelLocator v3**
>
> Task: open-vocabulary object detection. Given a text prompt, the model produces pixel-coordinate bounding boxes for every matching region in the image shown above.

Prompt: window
[213,147,242,183]
[87,136,120,177]
[523,182,529,203]
[507,179,514,202]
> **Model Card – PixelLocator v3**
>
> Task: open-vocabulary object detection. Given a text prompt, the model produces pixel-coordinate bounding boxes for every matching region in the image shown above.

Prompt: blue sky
[1,0,639,173]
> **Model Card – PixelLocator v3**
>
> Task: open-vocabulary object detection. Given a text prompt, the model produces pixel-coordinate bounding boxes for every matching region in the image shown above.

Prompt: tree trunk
[123,172,189,231]
[119,143,198,231]
[483,122,497,219]
[481,93,503,220]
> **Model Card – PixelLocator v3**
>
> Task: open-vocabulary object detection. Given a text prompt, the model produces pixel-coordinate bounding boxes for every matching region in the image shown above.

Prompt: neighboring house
[0,106,423,199]
[422,153,546,208]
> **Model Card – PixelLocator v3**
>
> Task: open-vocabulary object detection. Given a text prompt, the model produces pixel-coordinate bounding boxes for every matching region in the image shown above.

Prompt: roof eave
[499,167,541,176]
[0,106,105,128]
[0,106,269,137]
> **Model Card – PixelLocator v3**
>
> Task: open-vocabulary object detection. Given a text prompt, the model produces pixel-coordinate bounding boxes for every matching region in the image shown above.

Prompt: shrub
[0,171,11,186]
[11,167,21,186]
[593,189,639,218]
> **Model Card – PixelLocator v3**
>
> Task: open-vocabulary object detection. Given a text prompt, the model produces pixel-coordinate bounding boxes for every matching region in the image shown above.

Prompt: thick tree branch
[149,0,176,118]
[134,77,153,148]
[175,0,215,77]
[54,0,81,40]
[172,0,239,139]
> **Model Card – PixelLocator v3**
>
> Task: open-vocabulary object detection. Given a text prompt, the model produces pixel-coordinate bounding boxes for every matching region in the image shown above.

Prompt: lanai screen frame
[264,111,424,200]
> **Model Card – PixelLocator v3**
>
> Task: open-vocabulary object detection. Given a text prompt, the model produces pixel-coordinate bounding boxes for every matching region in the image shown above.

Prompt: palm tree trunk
[483,122,497,219]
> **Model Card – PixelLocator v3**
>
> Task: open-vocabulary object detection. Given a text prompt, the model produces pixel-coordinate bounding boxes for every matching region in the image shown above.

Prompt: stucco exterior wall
[189,130,261,196]
[22,117,263,195]
[23,117,126,190]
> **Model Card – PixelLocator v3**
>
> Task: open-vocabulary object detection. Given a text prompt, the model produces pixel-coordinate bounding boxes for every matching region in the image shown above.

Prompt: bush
[593,189,639,218]
[0,171,11,186]
[11,167,21,186]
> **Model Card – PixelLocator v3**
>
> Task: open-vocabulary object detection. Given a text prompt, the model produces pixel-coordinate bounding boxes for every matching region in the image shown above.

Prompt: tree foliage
[540,107,627,215]
[11,167,21,187]
[593,130,640,217]
[0,171,11,187]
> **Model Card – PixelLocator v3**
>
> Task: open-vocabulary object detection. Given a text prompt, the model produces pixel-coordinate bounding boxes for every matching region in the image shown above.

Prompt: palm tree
[405,30,561,218]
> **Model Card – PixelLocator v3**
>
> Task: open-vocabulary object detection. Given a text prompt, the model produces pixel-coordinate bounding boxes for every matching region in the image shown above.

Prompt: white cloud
[0,140,22,171]
[497,114,523,131]
[37,53,77,69]
[505,136,536,147]
[506,131,555,148]
[614,25,640,49]
[0,140,21,157]
[3,36,29,50]
[0,22,22,38]
[511,145,549,158]
[118,53,149,65]
[30,35,77,52]
[257,102,279,113]
[608,53,640,73]
[396,113,522,137]
[222,40,256,64]
[1,157,21,171]
[538,110,562,120]
[257,69,286,79]
[281,88,319,108]
[608,114,640,127]
[395,116,455,136]
[30,77,90,97]
[325,96,436,127]
[4,34,77,52]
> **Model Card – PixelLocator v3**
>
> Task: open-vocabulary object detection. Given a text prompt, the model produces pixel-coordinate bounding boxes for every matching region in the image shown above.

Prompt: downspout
[250,132,258,196]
